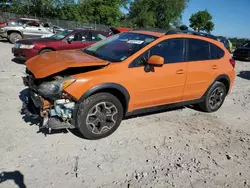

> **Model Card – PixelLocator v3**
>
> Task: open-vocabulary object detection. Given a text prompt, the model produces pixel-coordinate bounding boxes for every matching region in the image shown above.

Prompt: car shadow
[0,39,9,43]
[237,71,250,80]
[19,88,69,136]
[0,171,26,188]
[12,58,25,65]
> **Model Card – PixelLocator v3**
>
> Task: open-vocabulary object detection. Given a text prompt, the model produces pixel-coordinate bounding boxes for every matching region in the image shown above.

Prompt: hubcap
[86,102,118,134]
[208,87,225,110]
[12,34,21,42]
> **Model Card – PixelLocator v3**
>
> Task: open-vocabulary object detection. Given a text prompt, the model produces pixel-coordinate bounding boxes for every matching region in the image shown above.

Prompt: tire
[198,81,227,112]
[76,93,124,140]
[39,49,53,54]
[8,32,22,44]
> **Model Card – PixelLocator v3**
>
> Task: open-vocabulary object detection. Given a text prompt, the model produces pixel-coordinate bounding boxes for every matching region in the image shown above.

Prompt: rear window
[210,43,225,59]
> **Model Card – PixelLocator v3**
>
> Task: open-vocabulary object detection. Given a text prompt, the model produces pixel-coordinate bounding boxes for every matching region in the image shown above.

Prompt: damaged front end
[22,70,77,132]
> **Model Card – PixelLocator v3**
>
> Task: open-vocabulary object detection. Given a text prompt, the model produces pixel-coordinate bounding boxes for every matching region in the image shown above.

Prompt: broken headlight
[38,77,76,99]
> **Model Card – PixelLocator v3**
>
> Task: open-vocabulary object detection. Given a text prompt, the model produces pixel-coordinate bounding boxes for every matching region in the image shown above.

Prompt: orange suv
[22,29,235,139]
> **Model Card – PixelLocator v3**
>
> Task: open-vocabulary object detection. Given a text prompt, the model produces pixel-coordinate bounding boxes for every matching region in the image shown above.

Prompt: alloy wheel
[86,101,118,134]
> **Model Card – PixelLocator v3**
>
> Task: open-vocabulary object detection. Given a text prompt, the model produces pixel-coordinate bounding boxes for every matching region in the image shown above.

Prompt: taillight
[229,58,235,68]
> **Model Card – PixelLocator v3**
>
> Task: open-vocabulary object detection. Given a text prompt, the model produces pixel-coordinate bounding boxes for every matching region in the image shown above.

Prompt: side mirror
[147,55,164,67]
[23,24,27,28]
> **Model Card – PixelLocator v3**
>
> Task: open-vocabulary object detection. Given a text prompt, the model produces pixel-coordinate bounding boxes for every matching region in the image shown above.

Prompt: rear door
[89,31,108,43]
[182,38,215,101]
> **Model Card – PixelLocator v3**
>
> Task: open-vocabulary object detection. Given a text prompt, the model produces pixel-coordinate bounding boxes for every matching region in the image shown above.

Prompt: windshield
[83,32,157,62]
[49,30,73,40]
[243,42,250,48]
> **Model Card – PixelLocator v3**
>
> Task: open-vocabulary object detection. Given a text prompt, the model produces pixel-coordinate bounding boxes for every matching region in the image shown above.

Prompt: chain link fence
[0,12,112,31]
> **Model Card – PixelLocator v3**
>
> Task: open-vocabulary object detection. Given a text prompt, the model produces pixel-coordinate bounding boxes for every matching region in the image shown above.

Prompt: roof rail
[134,28,168,33]
[166,29,218,40]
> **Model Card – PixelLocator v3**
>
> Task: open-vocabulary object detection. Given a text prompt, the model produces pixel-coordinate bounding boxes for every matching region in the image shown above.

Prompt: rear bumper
[12,48,39,60]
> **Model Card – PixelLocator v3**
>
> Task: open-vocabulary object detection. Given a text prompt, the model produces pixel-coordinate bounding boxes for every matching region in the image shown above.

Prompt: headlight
[0,27,6,32]
[38,77,76,98]
[19,44,35,49]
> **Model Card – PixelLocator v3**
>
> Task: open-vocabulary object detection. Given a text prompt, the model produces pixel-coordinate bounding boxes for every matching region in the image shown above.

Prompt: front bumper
[0,31,7,38]
[22,76,76,131]
[12,47,39,61]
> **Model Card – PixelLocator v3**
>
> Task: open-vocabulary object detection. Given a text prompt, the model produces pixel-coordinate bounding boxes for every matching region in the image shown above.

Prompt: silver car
[0,20,54,43]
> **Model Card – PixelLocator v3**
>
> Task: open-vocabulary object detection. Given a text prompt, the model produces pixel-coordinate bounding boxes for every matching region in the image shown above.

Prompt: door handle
[38,29,41,31]
[176,69,185,74]
[212,65,218,69]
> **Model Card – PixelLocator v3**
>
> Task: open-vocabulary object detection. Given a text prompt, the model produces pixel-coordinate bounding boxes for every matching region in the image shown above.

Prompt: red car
[12,29,109,61]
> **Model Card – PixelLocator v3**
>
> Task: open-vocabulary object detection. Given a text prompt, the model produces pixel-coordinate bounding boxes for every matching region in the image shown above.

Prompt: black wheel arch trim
[79,83,130,103]
[203,74,230,97]
[72,83,130,127]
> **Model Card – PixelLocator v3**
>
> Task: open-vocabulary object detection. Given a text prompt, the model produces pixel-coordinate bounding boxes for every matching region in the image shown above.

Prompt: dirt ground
[0,40,250,188]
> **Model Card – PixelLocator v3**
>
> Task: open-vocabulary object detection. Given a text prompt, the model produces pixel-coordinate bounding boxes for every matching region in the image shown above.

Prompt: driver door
[58,31,92,50]
[23,21,44,38]
[127,38,187,110]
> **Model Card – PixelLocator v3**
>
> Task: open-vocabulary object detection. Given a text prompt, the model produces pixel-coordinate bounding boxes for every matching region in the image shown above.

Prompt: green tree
[79,0,129,25]
[189,10,214,33]
[128,0,189,29]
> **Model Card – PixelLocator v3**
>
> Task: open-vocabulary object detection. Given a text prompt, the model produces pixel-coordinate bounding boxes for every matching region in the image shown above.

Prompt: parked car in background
[219,38,232,53]
[22,29,235,139]
[41,25,65,38]
[0,20,54,43]
[12,29,109,60]
[233,41,250,61]
[0,17,39,28]
[109,27,131,35]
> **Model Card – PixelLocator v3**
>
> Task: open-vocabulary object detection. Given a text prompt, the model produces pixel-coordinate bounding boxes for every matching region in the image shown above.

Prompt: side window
[27,21,40,27]
[91,32,107,41]
[130,38,184,67]
[187,38,210,61]
[70,31,89,42]
[210,43,225,59]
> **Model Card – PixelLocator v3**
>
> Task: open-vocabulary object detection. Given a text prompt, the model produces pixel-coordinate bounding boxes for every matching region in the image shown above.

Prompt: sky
[182,0,250,38]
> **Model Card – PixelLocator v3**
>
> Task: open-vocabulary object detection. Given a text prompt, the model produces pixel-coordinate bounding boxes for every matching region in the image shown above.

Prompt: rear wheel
[198,81,227,112]
[39,49,53,54]
[8,32,22,44]
[76,93,124,140]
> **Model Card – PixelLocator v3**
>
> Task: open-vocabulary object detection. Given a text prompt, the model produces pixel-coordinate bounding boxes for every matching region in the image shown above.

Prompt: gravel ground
[0,40,250,188]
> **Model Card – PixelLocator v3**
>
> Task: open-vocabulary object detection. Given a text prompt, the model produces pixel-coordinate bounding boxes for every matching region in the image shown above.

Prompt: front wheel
[8,32,22,44]
[198,81,227,112]
[76,93,124,140]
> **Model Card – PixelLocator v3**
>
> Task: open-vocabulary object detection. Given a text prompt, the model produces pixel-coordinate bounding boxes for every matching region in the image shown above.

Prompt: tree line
[0,0,248,45]
[1,0,189,28]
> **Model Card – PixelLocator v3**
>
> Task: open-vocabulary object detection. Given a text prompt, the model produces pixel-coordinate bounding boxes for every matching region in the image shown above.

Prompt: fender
[72,83,130,126]
[79,82,130,103]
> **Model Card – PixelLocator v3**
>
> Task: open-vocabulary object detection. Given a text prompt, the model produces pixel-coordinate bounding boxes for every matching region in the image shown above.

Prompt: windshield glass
[243,42,250,48]
[82,32,157,62]
[49,30,73,40]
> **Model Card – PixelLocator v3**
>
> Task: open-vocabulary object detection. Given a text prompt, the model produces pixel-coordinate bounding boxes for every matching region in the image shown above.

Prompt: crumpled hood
[25,50,109,79]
